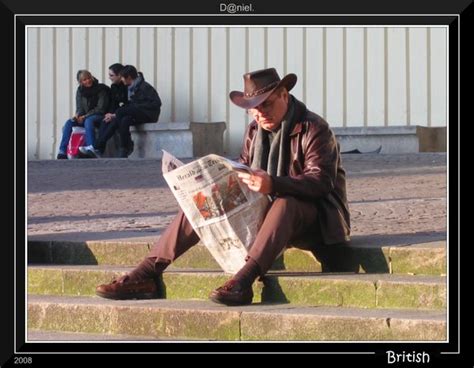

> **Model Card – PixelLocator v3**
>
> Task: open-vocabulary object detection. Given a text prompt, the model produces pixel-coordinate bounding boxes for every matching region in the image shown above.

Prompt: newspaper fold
[162,150,270,273]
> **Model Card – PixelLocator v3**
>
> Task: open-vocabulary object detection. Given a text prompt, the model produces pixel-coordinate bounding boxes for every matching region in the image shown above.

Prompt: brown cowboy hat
[229,68,297,109]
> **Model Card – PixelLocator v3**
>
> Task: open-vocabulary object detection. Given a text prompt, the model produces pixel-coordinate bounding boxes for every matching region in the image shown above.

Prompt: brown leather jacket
[238,96,350,245]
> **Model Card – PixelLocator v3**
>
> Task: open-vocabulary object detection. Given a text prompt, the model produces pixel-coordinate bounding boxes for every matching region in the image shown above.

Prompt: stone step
[28,239,446,276]
[27,330,182,341]
[28,265,446,310]
[28,295,446,341]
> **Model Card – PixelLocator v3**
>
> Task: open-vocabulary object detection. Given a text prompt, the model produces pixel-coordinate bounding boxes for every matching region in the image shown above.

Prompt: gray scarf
[128,74,143,100]
[250,99,295,177]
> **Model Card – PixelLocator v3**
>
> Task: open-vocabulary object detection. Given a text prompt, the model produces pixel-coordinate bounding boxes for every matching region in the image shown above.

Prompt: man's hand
[103,113,115,123]
[238,169,273,194]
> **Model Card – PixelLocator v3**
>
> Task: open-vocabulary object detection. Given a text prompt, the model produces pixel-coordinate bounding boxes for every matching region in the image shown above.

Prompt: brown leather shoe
[96,275,158,300]
[209,279,253,306]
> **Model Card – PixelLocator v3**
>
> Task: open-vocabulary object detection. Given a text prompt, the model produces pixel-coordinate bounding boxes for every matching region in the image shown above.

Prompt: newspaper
[162,150,270,274]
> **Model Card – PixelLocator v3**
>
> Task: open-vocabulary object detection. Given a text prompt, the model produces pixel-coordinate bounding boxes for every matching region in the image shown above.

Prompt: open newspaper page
[162,151,270,274]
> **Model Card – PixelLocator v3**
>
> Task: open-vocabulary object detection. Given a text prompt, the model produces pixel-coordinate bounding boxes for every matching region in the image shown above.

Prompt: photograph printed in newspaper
[162,150,270,273]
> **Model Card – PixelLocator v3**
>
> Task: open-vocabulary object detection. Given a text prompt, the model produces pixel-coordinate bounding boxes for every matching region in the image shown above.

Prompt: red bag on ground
[67,126,86,159]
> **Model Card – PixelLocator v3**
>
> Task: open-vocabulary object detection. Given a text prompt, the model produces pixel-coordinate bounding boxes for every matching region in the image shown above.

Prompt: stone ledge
[28,239,446,276]
[416,126,447,152]
[28,295,447,341]
[28,266,446,309]
[128,122,226,159]
[130,122,190,131]
[129,122,193,159]
[333,126,418,136]
[190,121,226,156]
[111,124,444,158]
[333,126,446,154]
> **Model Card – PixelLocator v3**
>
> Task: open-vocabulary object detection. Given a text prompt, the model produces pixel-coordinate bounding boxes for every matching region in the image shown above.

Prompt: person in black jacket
[106,63,129,114]
[80,63,128,157]
[57,70,109,159]
[115,65,162,157]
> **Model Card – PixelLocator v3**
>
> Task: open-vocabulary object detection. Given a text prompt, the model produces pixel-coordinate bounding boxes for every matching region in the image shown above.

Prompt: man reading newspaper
[96,67,351,306]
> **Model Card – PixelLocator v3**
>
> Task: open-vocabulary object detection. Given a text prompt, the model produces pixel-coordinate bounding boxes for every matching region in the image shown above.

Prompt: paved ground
[26,153,447,245]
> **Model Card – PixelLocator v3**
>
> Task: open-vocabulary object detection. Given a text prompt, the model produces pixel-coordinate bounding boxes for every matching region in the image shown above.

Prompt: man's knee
[62,120,75,134]
[63,119,74,128]
[114,108,126,120]
[83,118,95,128]
[119,115,133,125]
[271,196,300,213]
[268,196,318,235]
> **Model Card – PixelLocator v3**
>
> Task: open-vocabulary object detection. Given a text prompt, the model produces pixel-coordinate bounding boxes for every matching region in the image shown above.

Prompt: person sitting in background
[56,70,110,159]
[80,63,128,158]
[115,65,162,158]
[107,63,129,115]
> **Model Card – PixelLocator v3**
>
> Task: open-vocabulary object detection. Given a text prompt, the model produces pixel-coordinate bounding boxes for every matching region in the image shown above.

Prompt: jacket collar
[288,96,307,136]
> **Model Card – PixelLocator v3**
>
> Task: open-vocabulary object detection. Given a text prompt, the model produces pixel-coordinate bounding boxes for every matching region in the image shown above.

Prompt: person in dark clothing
[114,65,162,158]
[96,68,351,306]
[79,63,128,158]
[106,63,129,114]
[57,70,109,159]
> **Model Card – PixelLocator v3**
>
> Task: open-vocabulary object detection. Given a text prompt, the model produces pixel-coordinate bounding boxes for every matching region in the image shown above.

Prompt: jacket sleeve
[75,88,85,116]
[272,122,338,201]
[237,122,256,165]
[107,86,116,113]
[132,84,162,111]
[84,89,110,117]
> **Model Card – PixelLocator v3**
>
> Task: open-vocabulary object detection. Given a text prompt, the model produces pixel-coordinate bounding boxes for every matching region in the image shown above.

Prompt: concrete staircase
[27,238,446,341]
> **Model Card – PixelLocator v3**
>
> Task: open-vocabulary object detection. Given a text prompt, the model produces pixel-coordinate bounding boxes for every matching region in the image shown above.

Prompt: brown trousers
[148,196,319,275]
